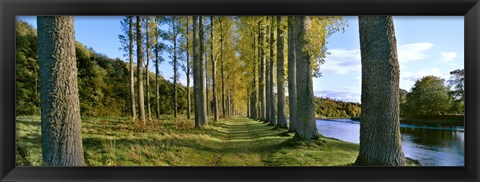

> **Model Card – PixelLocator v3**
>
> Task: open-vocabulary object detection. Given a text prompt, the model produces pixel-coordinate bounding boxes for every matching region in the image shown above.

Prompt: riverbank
[349,115,464,127]
[16,115,362,166]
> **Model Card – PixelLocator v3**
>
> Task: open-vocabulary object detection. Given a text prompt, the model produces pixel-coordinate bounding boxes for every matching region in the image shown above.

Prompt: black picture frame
[1,0,479,181]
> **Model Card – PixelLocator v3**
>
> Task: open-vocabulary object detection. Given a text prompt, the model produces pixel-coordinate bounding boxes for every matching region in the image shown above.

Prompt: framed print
[1,0,479,181]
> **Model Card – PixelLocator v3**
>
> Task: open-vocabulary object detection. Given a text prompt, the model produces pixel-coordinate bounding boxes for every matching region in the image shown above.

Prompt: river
[316,118,464,166]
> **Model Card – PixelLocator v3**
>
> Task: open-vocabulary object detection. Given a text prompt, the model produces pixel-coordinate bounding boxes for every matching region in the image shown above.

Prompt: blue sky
[18,16,464,103]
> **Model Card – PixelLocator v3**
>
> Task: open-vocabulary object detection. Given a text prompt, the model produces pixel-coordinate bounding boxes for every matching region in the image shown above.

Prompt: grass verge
[16,115,365,166]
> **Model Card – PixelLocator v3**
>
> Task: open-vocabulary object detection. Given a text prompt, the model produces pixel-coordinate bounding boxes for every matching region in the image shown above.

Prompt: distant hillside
[16,20,190,117]
[314,97,361,118]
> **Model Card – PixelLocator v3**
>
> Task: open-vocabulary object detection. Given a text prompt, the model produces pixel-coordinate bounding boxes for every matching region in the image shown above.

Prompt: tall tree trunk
[266,19,271,123]
[38,16,85,166]
[258,19,266,122]
[355,16,406,166]
[250,31,258,120]
[276,16,288,129]
[193,16,201,128]
[206,49,210,117]
[155,16,160,119]
[136,16,146,125]
[129,16,136,121]
[211,16,219,122]
[145,17,151,121]
[174,20,178,119]
[265,19,271,123]
[220,18,227,119]
[186,17,191,119]
[287,16,297,132]
[199,16,208,126]
[268,17,276,126]
[294,16,319,140]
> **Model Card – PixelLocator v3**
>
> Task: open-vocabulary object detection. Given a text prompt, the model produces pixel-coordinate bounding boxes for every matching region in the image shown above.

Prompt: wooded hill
[16,20,191,117]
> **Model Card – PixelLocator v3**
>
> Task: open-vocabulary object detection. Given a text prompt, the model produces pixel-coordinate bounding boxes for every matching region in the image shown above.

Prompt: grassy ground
[16,115,360,166]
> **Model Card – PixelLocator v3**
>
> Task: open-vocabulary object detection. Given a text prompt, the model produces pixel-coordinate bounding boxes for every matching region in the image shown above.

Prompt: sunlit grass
[16,115,363,166]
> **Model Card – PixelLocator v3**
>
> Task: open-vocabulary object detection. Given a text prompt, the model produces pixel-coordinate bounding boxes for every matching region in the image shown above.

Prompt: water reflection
[316,119,464,166]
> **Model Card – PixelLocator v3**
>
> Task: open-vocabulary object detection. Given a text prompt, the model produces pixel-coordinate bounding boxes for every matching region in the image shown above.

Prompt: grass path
[16,115,360,166]
[213,118,287,166]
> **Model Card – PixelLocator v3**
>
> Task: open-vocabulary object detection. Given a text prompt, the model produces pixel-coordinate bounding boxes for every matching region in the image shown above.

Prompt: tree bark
[186,17,191,119]
[294,16,319,140]
[211,16,219,122]
[129,16,136,121]
[155,16,160,119]
[173,18,178,119]
[136,16,146,125]
[266,20,271,123]
[38,16,85,166]
[276,16,288,129]
[193,16,201,128]
[206,49,210,117]
[220,18,227,119]
[250,31,258,120]
[145,17,151,121]
[287,16,297,132]
[355,16,406,166]
[268,17,276,126]
[199,16,208,126]
[258,19,266,122]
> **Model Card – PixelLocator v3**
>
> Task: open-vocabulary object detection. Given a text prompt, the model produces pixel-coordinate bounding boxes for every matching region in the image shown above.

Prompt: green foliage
[447,69,464,114]
[15,20,190,118]
[16,20,40,115]
[404,76,454,116]
[313,97,361,118]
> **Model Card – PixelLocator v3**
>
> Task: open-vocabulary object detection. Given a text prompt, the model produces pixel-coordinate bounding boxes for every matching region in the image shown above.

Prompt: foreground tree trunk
[276,16,288,129]
[211,16,219,122]
[294,16,319,140]
[38,16,85,166]
[355,16,406,166]
[287,16,297,132]
[129,16,136,121]
[136,16,146,124]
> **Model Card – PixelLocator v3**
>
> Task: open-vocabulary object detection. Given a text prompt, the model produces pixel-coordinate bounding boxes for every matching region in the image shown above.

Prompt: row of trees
[238,16,345,138]
[119,16,246,127]
[16,20,190,117]
[31,15,419,166]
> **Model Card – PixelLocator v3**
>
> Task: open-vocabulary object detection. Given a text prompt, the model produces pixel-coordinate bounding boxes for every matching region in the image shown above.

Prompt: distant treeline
[313,97,361,118]
[16,20,190,117]
[284,96,361,118]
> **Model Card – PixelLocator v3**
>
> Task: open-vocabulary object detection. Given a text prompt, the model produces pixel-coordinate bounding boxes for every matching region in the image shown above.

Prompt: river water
[316,119,464,166]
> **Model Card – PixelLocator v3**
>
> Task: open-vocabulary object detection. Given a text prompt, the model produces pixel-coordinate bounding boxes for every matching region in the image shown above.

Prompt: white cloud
[401,68,443,82]
[400,68,450,90]
[397,42,434,64]
[322,42,433,76]
[439,51,458,62]
[323,49,361,75]
[314,86,361,103]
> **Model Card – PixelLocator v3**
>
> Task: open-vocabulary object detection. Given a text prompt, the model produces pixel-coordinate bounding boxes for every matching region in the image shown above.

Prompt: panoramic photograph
[15,16,464,166]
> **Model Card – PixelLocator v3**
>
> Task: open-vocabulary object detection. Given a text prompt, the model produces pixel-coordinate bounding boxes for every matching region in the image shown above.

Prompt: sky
[17,16,464,103]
